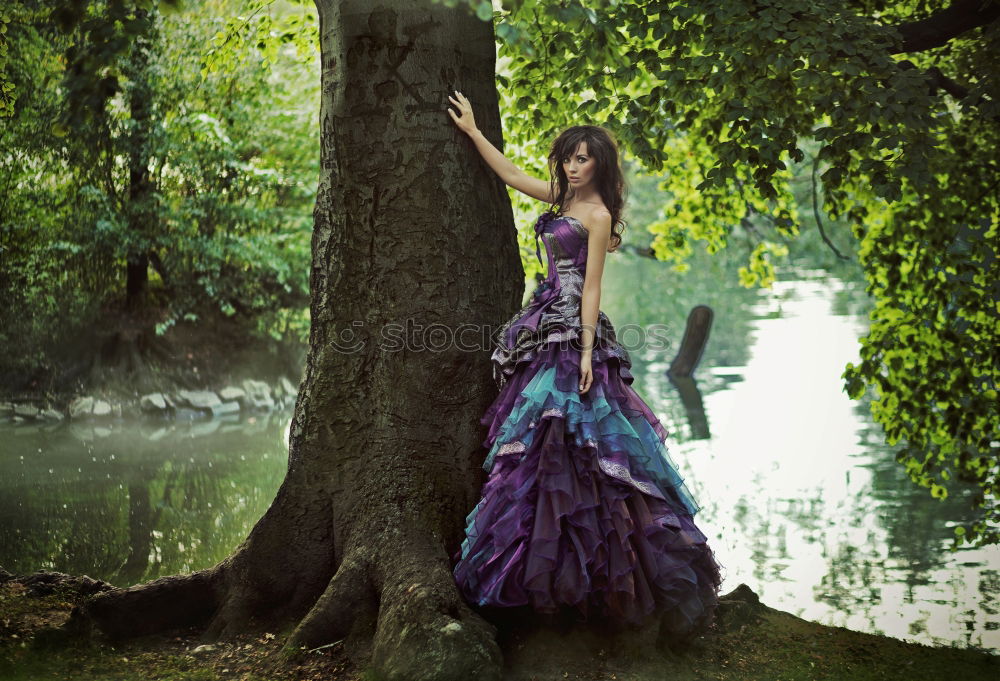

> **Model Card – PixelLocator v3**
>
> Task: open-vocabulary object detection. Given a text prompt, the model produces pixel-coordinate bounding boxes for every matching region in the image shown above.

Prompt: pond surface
[1,260,996,652]
[601,256,998,653]
[0,413,291,587]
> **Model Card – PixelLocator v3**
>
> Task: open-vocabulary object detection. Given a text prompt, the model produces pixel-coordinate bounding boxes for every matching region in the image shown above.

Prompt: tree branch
[810,153,848,260]
[887,0,1000,54]
[896,59,978,103]
[921,64,971,99]
[895,59,999,123]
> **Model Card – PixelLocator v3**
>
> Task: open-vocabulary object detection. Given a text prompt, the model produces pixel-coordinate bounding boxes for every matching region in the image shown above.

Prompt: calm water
[603,258,998,653]
[1,264,996,652]
[0,414,292,585]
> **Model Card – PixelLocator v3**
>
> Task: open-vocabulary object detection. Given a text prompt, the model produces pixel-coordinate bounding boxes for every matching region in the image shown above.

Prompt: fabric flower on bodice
[534,209,557,234]
[532,210,557,266]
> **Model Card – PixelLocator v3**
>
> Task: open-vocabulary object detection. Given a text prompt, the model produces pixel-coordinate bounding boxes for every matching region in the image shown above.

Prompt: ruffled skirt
[452,341,723,634]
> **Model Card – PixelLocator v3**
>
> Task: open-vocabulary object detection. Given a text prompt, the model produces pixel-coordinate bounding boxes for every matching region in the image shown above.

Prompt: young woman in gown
[446,90,723,638]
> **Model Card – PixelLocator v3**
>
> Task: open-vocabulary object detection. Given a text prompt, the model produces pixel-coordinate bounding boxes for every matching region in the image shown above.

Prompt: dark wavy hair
[546,125,627,252]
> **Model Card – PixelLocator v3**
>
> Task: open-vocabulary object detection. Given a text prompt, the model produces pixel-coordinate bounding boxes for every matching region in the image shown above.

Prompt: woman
[447,90,722,638]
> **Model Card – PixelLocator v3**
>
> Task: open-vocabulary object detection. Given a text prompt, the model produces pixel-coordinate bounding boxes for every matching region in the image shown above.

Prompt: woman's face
[561,142,596,191]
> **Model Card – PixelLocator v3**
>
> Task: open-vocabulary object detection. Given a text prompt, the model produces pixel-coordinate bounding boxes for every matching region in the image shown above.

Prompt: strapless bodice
[490,210,633,389]
[534,212,590,276]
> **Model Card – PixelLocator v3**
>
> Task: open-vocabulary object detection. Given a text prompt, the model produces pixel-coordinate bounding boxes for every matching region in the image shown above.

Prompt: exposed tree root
[368,535,502,681]
[64,524,503,680]
[283,549,378,659]
[55,479,504,678]
[68,566,222,641]
[200,574,261,643]
[65,475,337,640]
[279,530,503,680]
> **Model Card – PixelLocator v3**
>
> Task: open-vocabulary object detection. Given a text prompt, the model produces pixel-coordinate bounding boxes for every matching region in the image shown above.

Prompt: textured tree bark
[67,1,521,679]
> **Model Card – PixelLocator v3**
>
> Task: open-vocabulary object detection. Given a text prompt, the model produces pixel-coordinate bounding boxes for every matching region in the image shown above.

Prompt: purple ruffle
[454,341,722,633]
[482,344,655,450]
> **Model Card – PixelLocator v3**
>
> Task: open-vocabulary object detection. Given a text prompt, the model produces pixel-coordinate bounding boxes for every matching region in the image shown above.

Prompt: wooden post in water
[669,305,713,378]
[667,305,713,440]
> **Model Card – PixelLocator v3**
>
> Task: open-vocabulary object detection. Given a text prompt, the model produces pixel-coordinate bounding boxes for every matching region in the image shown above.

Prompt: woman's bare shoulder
[577,203,612,233]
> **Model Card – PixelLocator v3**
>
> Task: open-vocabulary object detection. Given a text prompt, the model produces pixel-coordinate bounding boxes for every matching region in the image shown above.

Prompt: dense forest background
[0,0,318,395]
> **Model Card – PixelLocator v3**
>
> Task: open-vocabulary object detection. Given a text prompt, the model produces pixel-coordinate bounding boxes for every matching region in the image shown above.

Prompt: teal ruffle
[482,364,701,517]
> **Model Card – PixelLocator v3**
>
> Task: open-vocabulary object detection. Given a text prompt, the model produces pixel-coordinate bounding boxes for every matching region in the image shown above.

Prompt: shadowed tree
[67,1,525,678]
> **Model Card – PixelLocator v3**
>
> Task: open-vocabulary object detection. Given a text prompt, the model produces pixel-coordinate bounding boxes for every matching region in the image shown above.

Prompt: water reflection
[0,412,290,586]
[601,257,999,652]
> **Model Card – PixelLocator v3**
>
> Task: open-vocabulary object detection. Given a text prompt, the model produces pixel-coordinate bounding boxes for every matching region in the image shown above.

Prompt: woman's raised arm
[448,91,554,203]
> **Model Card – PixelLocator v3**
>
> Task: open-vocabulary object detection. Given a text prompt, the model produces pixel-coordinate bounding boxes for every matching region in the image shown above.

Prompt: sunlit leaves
[200,0,317,78]
[738,241,789,289]
[0,10,14,118]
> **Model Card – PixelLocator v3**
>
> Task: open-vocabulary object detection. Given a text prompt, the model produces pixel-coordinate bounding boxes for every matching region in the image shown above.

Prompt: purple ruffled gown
[452,209,722,634]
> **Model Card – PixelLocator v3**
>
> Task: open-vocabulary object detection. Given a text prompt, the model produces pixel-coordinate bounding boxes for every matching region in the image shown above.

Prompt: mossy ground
[0,580,358,681]
[1,577,995,681]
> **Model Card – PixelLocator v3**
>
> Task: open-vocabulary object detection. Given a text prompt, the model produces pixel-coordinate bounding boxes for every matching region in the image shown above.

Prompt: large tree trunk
[67,2,522,679]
